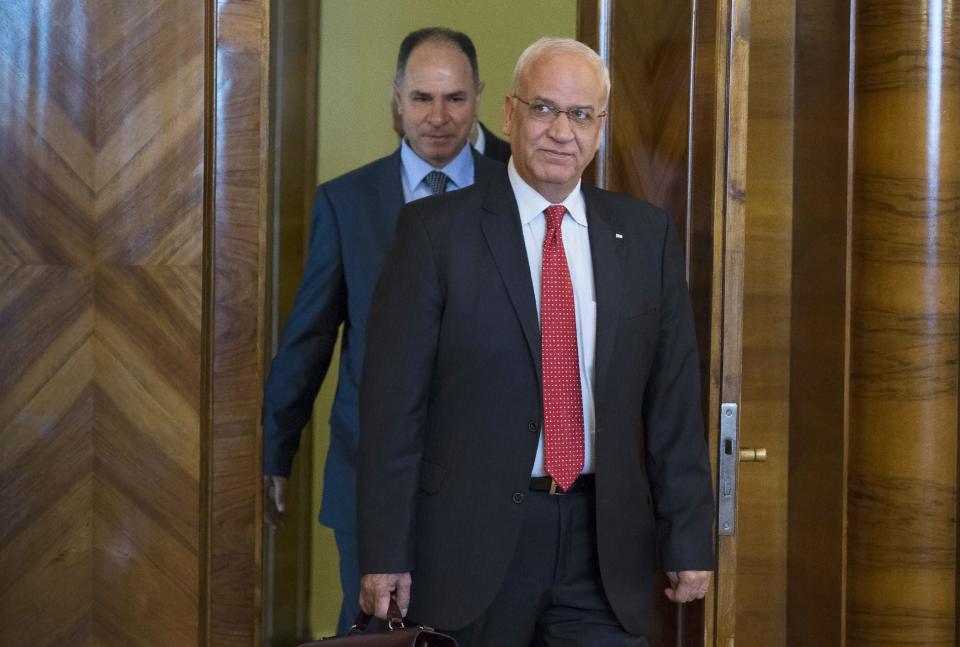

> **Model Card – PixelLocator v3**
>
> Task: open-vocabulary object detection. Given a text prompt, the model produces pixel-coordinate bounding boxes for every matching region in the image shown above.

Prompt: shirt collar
[472,123,486,154]
[400,138,474,191]
[507,157,587,227]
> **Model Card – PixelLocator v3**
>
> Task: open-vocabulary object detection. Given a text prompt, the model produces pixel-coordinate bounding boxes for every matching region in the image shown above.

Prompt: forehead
[518,51,604,105]
[400,41,475,90]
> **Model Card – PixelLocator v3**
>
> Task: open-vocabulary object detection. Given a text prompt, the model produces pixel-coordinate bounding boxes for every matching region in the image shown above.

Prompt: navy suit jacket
[262,147,504,531]
[358,171,714,634]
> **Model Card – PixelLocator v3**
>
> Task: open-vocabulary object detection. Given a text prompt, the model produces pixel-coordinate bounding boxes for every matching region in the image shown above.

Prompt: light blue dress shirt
[400,138,475,203]
[507,159,597,477]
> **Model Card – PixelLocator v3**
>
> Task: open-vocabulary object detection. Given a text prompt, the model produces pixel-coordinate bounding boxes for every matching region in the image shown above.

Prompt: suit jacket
[262,147,504,532]
[358,170,714,635]
[478,121,511,164]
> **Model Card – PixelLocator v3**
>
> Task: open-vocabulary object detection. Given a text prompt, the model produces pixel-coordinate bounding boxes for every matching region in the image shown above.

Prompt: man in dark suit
[358,38,714,646]
[261,27,503,634]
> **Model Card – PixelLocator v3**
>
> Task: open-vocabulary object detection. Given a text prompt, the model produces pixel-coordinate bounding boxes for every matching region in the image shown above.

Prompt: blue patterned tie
[424,170,449,195]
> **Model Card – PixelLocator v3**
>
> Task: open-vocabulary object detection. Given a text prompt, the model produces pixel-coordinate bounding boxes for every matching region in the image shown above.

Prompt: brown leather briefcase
[298,600,457,647]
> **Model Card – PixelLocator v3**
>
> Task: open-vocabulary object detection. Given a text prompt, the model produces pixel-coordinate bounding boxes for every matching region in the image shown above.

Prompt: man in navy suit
[261,27,503,634]
[358,38,713,645]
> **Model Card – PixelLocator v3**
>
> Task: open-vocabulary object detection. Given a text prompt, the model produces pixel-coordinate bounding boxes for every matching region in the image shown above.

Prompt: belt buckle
[549,479,560,495]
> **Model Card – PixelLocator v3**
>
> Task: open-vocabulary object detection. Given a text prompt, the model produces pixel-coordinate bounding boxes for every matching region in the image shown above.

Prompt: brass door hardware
[739,447,767,462]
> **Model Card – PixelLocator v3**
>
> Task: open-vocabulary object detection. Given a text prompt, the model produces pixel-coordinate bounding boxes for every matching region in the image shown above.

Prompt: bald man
[358,37,714,646]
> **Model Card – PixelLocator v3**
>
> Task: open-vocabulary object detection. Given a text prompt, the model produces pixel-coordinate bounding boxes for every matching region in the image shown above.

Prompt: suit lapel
[585,186,625,403]
[476,180,626,401]
[479,175,543,383]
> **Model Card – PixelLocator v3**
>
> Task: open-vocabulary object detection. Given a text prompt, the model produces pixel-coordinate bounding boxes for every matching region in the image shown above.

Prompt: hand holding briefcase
[298,599,458,647]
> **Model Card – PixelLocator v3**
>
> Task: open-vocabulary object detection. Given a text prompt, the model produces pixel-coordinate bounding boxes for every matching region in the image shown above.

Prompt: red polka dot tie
[541,204,584,491]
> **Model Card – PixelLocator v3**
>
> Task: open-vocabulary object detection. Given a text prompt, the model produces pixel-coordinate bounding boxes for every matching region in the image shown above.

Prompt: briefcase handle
[352,598,406,633]
[298,598,457,646]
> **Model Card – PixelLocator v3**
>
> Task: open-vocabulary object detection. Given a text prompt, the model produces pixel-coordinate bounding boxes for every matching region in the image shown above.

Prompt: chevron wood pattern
[0,2,226,645]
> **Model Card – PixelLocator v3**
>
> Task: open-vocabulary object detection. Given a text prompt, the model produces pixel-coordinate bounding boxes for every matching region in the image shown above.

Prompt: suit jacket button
[527,420,538,433]
[512,492,525,504]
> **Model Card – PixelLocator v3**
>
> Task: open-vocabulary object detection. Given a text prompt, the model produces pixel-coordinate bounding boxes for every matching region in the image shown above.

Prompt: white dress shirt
[507,159,597,477]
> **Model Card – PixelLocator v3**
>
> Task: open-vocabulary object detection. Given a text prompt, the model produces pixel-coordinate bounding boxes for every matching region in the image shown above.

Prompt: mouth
[539,149,575,162]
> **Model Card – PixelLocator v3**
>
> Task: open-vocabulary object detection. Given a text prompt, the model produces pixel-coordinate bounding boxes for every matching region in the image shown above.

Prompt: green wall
[317,0,578,182]
[311,0,577,636]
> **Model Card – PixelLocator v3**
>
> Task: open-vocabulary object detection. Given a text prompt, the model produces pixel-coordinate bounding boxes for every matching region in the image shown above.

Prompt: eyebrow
[408,90,469,100]
[530,95,593,110]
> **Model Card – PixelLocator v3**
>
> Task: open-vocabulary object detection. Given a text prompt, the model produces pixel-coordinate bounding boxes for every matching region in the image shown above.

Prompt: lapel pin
[615,233,623,239]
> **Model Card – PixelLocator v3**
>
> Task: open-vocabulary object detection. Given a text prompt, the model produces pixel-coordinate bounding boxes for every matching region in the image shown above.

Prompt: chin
[418,147,450,165]
[535,170,577,187]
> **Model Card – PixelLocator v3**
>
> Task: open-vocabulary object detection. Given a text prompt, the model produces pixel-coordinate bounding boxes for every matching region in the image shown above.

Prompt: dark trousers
[437,489,648,647]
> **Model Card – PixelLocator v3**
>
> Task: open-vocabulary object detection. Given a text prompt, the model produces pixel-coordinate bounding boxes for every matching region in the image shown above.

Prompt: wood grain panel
[789,1,852,644]
[0,2,217,645]
[204,0,269,644]
[712,1,751,644]
[576,0,600,188]
[847,1,959,644]
[92,2,205,643]
[1,1,269,644]
[735,0,794,645]
[607,2,693,236]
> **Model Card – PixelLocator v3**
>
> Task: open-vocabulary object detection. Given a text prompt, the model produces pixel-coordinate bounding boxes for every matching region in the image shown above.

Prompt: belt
[529,473,595,495]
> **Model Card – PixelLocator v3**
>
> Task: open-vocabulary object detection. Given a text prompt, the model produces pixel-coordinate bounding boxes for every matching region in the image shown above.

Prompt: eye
[530,103,554,116]
[570,108,593,123]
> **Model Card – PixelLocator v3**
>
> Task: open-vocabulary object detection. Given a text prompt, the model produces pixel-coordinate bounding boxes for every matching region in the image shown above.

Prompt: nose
[427,99,448,126]
[546,112,575,142]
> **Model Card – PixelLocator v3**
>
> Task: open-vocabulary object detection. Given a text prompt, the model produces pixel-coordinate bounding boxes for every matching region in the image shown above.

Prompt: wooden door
[579,0,750,643]
[582,0,819,643]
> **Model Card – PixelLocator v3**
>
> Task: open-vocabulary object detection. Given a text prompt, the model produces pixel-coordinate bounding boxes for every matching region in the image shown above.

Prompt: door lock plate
[718,403,738,536]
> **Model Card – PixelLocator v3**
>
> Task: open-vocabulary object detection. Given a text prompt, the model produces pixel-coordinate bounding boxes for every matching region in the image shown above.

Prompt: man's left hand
[664,570,711,603]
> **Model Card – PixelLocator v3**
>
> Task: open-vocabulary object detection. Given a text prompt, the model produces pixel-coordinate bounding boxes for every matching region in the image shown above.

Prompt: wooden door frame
[201,1,271,644]
[706,0,750,644]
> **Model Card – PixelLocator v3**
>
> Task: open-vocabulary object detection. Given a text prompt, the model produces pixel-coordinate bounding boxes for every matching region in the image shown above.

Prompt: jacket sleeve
[357,203,443,575]
[262,184,346,477]
[642,212,716,571]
